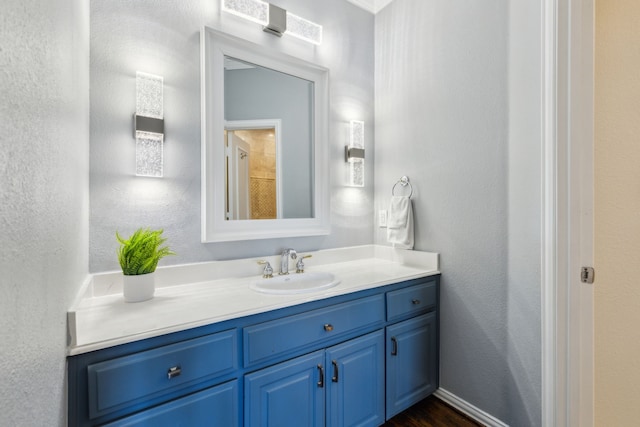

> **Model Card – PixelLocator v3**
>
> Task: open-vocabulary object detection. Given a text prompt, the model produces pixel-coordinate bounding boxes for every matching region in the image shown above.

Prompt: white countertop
[67,245,439,356]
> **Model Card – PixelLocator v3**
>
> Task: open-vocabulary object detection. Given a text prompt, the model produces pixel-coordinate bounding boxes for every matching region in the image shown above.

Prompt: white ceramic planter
[123,273,155,303]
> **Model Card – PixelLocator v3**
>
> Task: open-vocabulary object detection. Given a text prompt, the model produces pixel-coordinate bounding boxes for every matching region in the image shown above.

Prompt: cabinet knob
[167,366,182,380]
[324,324,334,332]
[412,299,421,305]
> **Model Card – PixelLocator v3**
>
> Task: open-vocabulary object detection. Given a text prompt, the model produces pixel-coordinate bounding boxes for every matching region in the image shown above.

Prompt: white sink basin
[250,272,340,295]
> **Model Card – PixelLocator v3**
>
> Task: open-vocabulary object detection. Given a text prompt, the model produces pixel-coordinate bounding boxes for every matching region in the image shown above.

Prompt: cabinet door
[386,312,438,419]
[326,331,385,427]
[103,380,239,427]
[245,350,325,427]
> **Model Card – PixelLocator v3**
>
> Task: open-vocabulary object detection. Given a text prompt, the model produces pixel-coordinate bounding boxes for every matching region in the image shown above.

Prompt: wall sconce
[345,120,365,187]
[134,72,164,177]
[221,0,323,45]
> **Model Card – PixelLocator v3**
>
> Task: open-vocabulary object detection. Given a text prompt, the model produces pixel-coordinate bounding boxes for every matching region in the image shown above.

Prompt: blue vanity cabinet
[244,330,385,427]
[68,275,440,427]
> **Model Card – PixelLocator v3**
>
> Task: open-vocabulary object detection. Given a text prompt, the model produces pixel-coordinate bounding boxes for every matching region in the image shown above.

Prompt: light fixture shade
[286,12,322,45]
[222,0,268,25]
[221,0,322,45]
[135,131,164,177]
[348,120,365,187]
[135,72,164,177]
[136,72,163,119]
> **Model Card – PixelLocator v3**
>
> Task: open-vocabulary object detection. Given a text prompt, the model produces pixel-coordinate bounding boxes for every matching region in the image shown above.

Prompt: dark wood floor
[382,396,483,427]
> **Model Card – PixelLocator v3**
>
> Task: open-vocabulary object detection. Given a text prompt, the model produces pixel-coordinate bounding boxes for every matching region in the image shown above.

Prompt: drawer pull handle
[324,324,334,332]
[317,364,324,388]
[167,366,182,380]
[412,299,421,305]
[391,337,398,356]
[332,360,339,383]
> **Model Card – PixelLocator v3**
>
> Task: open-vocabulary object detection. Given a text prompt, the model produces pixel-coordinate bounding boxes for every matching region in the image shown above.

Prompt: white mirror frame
[201,27,330,242]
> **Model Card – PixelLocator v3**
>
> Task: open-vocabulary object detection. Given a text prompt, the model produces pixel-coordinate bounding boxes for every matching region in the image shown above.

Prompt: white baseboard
[433,388,509,427]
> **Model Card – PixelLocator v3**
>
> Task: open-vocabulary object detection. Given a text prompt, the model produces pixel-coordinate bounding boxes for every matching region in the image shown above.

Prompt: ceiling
[345,0,395,14]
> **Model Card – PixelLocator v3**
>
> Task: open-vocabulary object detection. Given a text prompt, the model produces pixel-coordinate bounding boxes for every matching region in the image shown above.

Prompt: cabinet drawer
[244,294,384,366]
[88,329,237,419]
[103,380,239,427]
[386,280,437,322]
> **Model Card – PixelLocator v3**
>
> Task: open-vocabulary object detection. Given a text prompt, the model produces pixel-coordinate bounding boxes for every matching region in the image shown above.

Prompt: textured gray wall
[374,0,541,425]
[0,0,90,425]
[225,66,313,218]
[506,0,542,424]
[89,0,375,272]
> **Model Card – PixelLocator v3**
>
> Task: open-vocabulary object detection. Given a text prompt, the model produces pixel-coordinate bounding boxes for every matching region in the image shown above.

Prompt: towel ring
[392,176,413,198]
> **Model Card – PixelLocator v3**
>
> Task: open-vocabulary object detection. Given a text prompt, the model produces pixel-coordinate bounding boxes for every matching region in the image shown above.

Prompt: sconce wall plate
[263,3,286,36]
[133,114,164,138]
[345,147,365,162]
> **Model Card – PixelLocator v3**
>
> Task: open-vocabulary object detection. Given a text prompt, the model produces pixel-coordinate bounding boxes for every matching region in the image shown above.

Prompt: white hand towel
[387,196,414,249]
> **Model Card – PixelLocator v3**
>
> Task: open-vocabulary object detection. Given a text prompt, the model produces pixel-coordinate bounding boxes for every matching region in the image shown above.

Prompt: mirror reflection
[224,56,315,220]
[225,124,280,220]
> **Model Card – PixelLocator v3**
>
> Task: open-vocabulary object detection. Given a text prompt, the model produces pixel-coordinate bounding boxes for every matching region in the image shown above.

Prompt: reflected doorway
[225,119,282,220]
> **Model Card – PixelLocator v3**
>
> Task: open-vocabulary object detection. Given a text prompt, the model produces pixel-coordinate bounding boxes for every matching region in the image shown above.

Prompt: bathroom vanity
[67,246,440,426]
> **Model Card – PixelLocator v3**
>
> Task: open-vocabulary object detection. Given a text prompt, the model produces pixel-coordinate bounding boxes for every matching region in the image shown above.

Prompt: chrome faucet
[279,248,297,275]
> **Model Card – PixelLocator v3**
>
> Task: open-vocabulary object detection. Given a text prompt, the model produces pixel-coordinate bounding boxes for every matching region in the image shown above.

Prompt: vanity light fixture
[221,0,323,45]
[345,120,365,187]
[133,72,164,177]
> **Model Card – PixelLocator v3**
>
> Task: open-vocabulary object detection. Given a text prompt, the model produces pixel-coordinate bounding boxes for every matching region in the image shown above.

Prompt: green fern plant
[116,228,175,276]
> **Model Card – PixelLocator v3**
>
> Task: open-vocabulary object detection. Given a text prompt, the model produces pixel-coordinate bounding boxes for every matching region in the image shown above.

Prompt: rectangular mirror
[201,28,330,242]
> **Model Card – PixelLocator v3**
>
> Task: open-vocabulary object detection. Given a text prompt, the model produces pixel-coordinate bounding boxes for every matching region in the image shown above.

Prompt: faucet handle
[296,255,312,273]
[257,260,273,278]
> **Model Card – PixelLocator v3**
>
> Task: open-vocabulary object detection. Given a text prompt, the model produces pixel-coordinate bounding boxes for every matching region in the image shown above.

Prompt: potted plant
[116,228,175,302]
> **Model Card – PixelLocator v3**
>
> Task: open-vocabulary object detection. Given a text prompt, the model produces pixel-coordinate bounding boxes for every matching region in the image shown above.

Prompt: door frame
[542,0,594,425]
